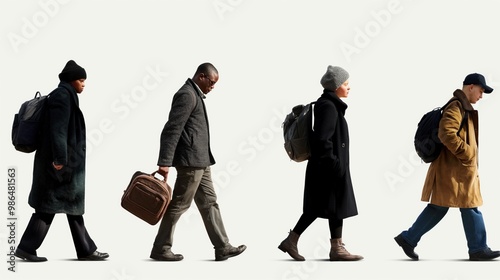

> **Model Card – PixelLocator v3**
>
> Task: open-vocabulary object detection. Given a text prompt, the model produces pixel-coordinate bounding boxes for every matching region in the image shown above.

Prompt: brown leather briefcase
[121,171,172,225]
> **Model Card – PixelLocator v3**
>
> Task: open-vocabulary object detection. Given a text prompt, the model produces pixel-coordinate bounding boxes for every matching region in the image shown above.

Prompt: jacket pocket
[47,164,73,184]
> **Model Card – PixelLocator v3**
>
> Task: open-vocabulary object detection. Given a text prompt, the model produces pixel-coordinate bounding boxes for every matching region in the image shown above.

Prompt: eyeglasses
[203,73,216,86]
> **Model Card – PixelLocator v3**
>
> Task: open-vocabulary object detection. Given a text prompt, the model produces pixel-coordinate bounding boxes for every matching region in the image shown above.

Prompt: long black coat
[303,90,358,219]
[28,82,86,215]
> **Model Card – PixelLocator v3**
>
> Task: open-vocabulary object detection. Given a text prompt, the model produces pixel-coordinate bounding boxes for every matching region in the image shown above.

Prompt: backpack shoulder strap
[458,110,468,134]
[441,97,468,134]
[441,97,459,110]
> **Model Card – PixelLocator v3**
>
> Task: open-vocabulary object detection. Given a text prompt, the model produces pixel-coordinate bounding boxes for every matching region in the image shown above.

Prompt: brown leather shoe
[215,244,246,261]
[278,230,305,261]
[329,238,363,261]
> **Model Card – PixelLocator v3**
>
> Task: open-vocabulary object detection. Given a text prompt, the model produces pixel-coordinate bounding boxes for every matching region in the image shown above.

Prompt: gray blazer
[157,79,215,167]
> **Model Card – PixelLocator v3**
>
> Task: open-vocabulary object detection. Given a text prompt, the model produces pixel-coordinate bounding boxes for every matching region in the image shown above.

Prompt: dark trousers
[18,212,97,258]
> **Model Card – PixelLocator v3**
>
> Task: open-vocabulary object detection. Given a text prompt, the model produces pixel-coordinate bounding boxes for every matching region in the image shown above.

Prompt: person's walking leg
[194,167,246,261]
[67,214,108,260]
[403,204,449,245]
[395,204,448,260]
[278,214,316,261]
[329,218,363,261]
[151,167,200,261]
[292,214,316,235]
[15,212,55,262]
[461,208,500,261]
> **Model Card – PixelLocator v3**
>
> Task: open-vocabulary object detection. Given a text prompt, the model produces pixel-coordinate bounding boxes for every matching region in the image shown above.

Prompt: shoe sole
[329,256,364,261]
[78,257,108,261]
[469,254,500,261]
[469,258,498,261]
[14,250,47,262]
[15,254,47,262]
[150,253,183,261]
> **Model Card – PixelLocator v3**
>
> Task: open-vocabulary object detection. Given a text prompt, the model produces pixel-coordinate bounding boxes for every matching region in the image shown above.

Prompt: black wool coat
[303,90,358,219]
[28,82,87,215]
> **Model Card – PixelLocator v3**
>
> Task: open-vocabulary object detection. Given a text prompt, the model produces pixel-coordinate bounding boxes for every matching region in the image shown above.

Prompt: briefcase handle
[152,171,166,182]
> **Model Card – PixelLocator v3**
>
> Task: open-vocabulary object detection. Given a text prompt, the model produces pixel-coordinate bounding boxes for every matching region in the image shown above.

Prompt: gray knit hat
[320,65,349,91]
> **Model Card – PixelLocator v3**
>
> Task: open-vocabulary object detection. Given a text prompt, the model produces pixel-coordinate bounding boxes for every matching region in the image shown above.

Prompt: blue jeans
[401,204,488,254]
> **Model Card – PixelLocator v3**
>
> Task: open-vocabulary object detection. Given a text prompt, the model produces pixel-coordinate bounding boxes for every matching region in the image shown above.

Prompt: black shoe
[15,248,47,262]
[150,249,184,261]
[394,234,419,260]
[78,250,109,261]
[215,244,246,261]
[469,247,500,261]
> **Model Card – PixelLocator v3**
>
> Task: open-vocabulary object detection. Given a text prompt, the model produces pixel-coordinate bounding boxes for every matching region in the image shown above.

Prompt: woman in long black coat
[15,60,108,262]
[279,65,362,261]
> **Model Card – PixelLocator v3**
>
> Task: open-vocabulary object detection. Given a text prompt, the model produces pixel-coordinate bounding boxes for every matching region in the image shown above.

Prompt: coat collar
[58,82,79,107]
[58,81,76,94]
[187,78,206,99]
[322,89,348,111]
[453,89,474,111]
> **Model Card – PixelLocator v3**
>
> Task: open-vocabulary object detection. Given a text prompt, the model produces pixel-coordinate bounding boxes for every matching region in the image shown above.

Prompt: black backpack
[12,91,50,153]
[414,98,468,163]
[282,102,315,162]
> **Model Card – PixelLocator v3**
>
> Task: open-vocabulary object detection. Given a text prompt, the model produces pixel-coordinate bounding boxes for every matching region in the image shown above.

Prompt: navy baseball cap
[463,73,493,93]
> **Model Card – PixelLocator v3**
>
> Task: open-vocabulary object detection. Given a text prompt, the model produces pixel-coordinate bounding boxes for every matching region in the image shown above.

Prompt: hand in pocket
[48,162,73,183]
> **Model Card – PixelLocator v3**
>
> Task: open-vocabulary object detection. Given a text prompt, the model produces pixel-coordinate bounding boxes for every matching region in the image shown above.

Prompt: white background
[1,0,500,279]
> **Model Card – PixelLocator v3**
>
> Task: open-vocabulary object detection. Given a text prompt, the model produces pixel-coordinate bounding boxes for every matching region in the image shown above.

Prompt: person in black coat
[15,60,108,262]
[278,65,362,261]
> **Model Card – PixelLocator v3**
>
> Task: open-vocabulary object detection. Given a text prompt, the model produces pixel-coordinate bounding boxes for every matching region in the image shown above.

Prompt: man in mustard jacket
[395,73,500,261]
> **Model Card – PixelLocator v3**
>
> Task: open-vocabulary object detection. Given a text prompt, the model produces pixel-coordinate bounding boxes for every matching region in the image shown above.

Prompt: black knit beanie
[58,60,86,82]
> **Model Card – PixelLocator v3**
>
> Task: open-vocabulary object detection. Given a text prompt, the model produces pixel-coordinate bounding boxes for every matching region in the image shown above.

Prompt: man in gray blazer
[150,63,246,261]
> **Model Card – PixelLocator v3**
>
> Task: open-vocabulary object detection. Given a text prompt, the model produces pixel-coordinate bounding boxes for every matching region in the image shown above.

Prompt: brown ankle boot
[278,230,305,261]
[329,238,363,261]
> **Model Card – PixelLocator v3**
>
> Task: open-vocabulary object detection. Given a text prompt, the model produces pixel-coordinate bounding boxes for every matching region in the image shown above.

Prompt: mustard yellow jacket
[421,89,481,207]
